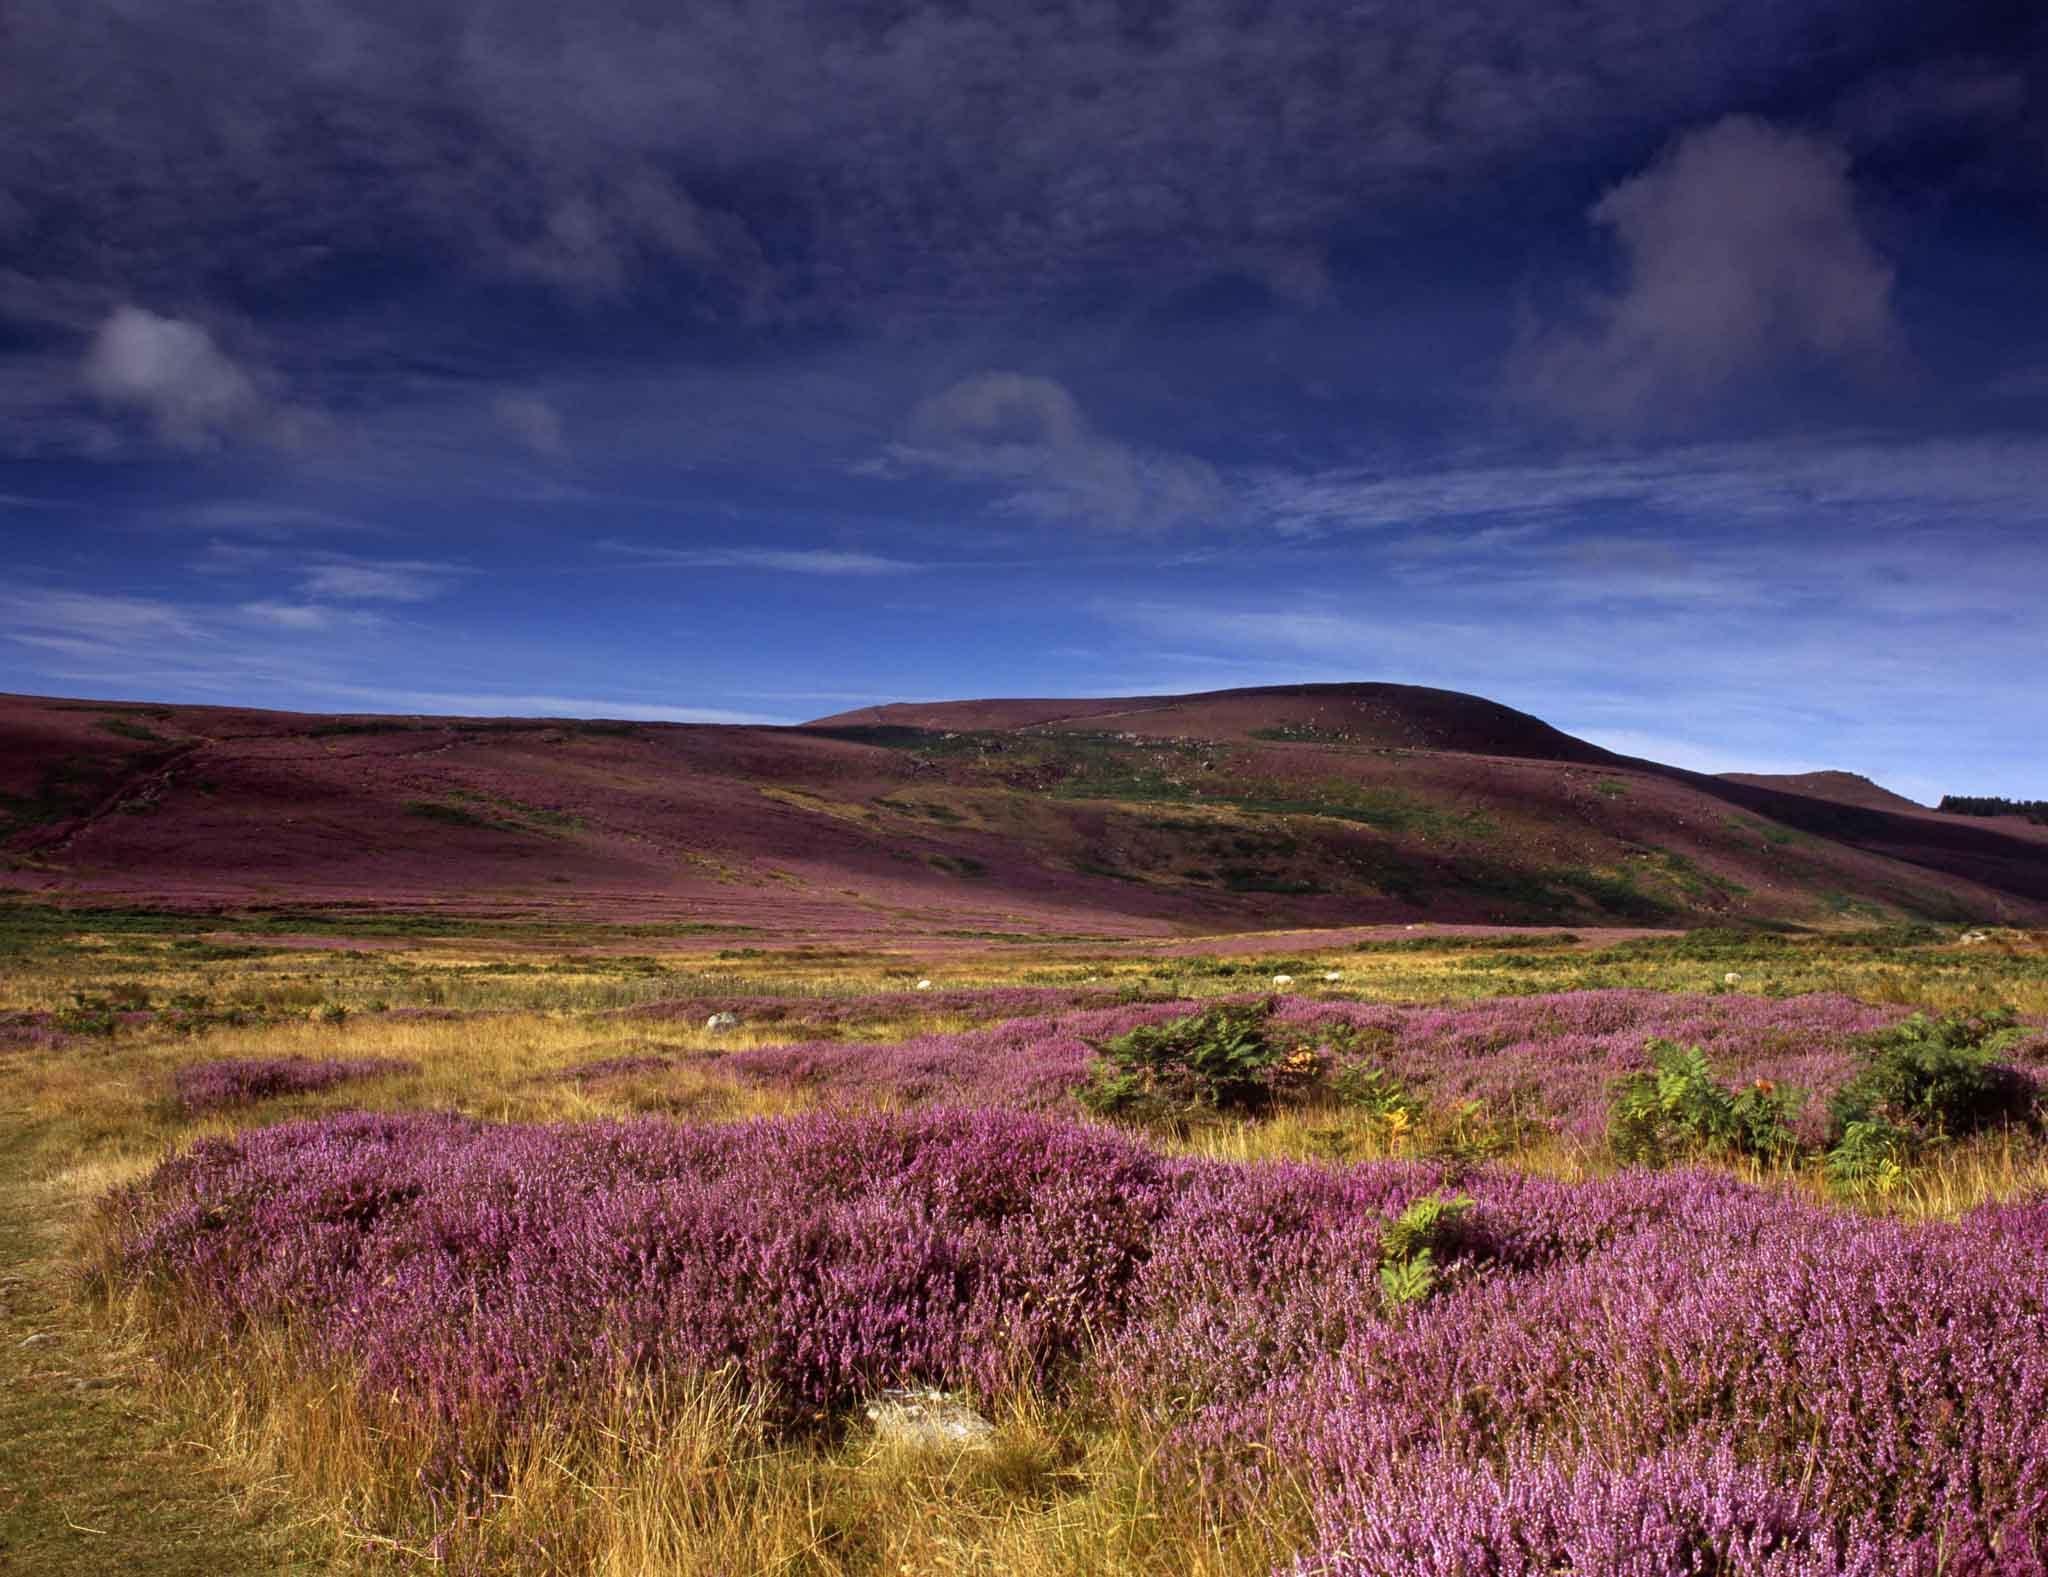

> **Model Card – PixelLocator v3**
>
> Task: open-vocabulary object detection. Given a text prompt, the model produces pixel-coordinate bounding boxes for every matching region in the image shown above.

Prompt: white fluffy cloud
[1512,116,1899,430]
[81,306,265,448]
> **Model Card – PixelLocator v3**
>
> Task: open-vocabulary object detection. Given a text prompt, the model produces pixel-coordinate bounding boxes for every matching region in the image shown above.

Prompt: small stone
[1322,970,1342,981]
[864,1388,994,1450]
[915,979,933,991]
[704,1012,740,1033]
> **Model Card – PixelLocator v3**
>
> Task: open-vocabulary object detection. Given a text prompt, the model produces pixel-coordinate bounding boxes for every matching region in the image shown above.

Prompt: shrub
[1824,1119,1910,1197]
[1079,1001,1291,1124]
[1378,1193,1474,1310]
[1331,1061,1423,1123]
[1608,1040,1803,1166]
[55,990,123,1037]
[1828,1010,2031,1143]
[174,1056,417,1115]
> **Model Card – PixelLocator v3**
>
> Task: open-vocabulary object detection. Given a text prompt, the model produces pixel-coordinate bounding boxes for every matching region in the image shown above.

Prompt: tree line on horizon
[1938,795,2048,824]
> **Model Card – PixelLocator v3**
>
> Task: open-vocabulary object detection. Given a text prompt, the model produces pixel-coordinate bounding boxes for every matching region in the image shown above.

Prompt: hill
[1720,770,1926,814]
[2,687,2042,936]
[809,682,1617,762]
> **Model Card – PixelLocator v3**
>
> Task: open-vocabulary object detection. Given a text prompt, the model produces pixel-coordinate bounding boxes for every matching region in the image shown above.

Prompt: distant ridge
[1720,770,1926,815]
[807,682,1619,765]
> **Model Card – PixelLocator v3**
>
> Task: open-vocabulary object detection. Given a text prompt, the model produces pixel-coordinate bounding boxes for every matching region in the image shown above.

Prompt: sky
[2,1,2044,804]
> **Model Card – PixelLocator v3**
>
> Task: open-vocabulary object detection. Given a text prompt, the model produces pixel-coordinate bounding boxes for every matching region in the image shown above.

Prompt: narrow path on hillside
[0,1117,341,1575]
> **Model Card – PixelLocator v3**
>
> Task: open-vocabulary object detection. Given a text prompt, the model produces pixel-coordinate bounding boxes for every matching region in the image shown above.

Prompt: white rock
[704,1011,740,1033]
[1322,970,1343,981]
[864,1388,994,1450]
[1723,972,1742,985]
[915,979,933,991]
[1272,974,1294,987]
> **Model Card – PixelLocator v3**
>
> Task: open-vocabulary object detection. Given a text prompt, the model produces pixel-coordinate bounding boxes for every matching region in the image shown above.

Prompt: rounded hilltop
[805,681,1619,765]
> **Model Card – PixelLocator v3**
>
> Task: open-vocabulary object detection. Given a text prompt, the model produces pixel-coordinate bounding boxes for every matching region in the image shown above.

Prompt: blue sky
[2,0,2044,803]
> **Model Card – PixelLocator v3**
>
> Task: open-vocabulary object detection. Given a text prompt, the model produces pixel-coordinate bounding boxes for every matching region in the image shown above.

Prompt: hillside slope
[1720,770,1926,814]
[2,688,2041,935]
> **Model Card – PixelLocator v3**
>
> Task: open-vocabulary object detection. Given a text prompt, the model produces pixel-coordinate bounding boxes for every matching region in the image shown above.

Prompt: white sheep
[1272,973,1294,987]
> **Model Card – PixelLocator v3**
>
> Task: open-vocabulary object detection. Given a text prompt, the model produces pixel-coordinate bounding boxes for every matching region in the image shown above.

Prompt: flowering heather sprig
[102,1109,2048,1567]
[1288,1443,1898,1576]
[172,1055,418,1115]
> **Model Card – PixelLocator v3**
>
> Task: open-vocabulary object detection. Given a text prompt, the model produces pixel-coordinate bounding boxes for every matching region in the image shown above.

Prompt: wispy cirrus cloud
[238,601,387,632]
[299,558,459,602]
[1242,434,2048,537]
[302,683,783,725]
[610,543,924,576]
[176,503,379,535]
[0,588,207,652]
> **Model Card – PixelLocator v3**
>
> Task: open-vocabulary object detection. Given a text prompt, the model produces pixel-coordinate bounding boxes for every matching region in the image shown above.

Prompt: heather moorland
[5,878,2048,1573]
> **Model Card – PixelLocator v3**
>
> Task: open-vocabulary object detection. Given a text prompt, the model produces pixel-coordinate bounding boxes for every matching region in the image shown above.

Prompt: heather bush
[172,1055,418,1115]
[98,1111,2048,1569]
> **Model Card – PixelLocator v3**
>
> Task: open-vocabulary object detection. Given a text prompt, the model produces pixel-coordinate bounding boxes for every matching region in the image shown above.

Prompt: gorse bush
[1608,1040,1804,1166]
